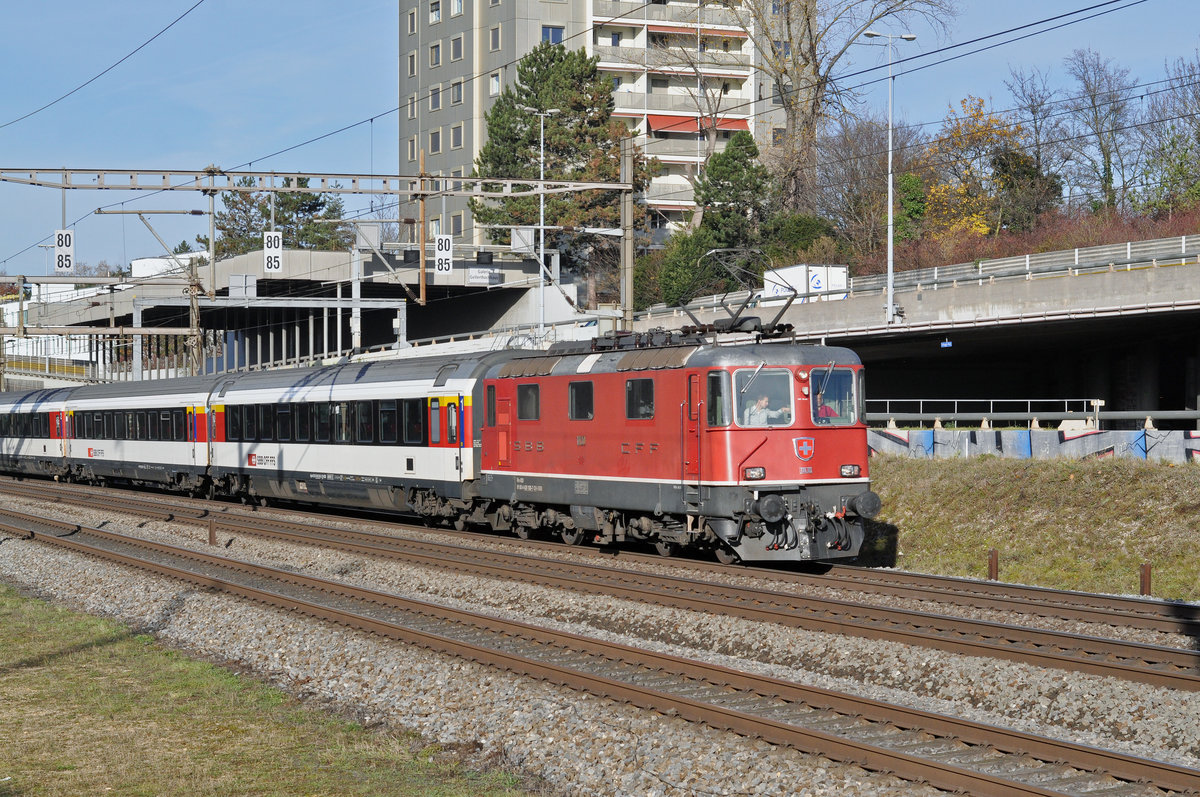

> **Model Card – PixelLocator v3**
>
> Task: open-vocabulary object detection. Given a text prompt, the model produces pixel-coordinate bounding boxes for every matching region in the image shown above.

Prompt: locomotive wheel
[714,546,740,565]
[560,528,585,546]
[654,540,680,557]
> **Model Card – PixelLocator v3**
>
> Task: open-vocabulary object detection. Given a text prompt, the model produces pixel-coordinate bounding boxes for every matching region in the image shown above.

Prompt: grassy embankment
[862,455,1200,602]
[0,586,529,797]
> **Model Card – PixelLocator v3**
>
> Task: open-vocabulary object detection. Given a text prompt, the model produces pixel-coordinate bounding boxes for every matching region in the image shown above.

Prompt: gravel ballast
[3,497,1198,796]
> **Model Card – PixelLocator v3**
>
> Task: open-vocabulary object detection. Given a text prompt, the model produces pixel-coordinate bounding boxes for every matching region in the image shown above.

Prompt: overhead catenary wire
[0,0,1180,270]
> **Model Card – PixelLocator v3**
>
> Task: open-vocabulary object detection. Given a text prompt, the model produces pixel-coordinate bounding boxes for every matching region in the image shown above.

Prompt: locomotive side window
[517,384,539,421]
[568,381,593,420]
[486,385,496,427]
[810,367,857,425]
[706,371,731,426]
[379,400,398,444]
[735,368,793,427]
[626,378,654,420]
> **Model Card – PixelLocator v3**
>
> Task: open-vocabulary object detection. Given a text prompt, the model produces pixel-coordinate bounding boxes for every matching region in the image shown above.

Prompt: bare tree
[1062,48,1141,210]
[816,112,924,259]
[1005,66,1069,179]
[720,0,955,213]
[1137,50,1200,216]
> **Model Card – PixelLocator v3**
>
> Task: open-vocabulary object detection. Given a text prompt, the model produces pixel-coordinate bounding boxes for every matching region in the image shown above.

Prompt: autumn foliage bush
[852,204,1200,276]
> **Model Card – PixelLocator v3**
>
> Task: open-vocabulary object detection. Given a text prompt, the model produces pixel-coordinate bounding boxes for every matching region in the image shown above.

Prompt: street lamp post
[862,30,915,326]
[518,105,561,337]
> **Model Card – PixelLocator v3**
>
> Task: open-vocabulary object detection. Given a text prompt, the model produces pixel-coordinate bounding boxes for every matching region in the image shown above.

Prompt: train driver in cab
[743,393,791,426]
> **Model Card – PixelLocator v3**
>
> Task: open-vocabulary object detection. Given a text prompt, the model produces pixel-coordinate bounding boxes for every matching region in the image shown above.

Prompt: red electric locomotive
[476,333,880,564]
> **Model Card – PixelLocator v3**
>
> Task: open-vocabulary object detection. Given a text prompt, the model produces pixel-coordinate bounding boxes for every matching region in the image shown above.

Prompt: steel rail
[11,519,1199,796]
[7,478,1195,638]
[0,492,1196,694]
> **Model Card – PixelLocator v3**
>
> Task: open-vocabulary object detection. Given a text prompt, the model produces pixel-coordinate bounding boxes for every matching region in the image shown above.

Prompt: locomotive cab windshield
[735,368,793,427]
[811,366,861,425]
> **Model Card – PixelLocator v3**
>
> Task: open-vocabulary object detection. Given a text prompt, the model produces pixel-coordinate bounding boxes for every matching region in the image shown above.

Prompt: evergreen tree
[470,42,653,304]
[196,176,352,258]
[694,131,772,249]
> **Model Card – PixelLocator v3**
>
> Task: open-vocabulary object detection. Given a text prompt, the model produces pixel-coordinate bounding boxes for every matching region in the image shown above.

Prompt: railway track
[5,479,1199,692]
[8,509,1199,797]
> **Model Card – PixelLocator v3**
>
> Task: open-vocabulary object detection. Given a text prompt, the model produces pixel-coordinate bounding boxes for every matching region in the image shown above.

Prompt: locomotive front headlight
[840,464,861,478]
[743,466,766,480]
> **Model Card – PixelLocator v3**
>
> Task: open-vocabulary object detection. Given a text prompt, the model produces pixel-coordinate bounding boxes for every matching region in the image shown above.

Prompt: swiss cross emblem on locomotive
[793,437,815,461]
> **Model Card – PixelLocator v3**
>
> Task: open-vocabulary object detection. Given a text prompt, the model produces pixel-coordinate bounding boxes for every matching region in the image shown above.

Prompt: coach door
[683,373,701,486]
[495,396,512,466]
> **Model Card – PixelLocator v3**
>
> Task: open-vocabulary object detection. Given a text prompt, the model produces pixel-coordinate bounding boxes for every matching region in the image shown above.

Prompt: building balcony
[613,90,730,114]
[594,44,751,71]
[593,0,743,29]
[643,180,695,205]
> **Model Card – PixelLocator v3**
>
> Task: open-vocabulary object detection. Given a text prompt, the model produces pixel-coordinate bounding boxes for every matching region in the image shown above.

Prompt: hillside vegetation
[865,456,1200,602]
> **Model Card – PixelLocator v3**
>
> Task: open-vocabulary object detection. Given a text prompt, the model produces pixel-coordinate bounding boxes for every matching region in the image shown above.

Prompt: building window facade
[542,25,563,44]
[429,43,441,67]
[489,26,500,51]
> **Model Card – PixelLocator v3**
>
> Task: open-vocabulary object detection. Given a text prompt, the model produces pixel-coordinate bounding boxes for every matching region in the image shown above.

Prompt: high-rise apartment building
[399,0,783,245]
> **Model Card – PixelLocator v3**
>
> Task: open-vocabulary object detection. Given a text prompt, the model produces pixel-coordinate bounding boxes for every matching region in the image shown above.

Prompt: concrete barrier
[868,429,1200,462]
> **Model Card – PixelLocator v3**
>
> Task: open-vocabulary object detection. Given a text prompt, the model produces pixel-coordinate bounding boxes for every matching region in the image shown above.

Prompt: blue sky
[0,0,1193,274]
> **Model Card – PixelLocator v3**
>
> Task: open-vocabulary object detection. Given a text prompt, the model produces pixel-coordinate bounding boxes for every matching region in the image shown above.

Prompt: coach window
[147,410,159,441]
[626,378,654,420]
[259,405,275,442]
[226,406,241,442]
[402,398,425,445]
[356,400,374,443]
[313,403,331,443]
[293,402,310,442]
[707,371,731,426]
[379,400,398,444]
[333,402,354,444]
[172,409,186,442]
[447,402,458,443]
[244,404,258,441]
[568,381,594,420]
[517,384,539,421]
[429,399,442,444]
[486,385,496,427]
[276,405,291,442]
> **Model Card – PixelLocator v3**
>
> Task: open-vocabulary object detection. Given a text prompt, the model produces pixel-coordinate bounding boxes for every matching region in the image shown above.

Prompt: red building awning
[646,114,750,133]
